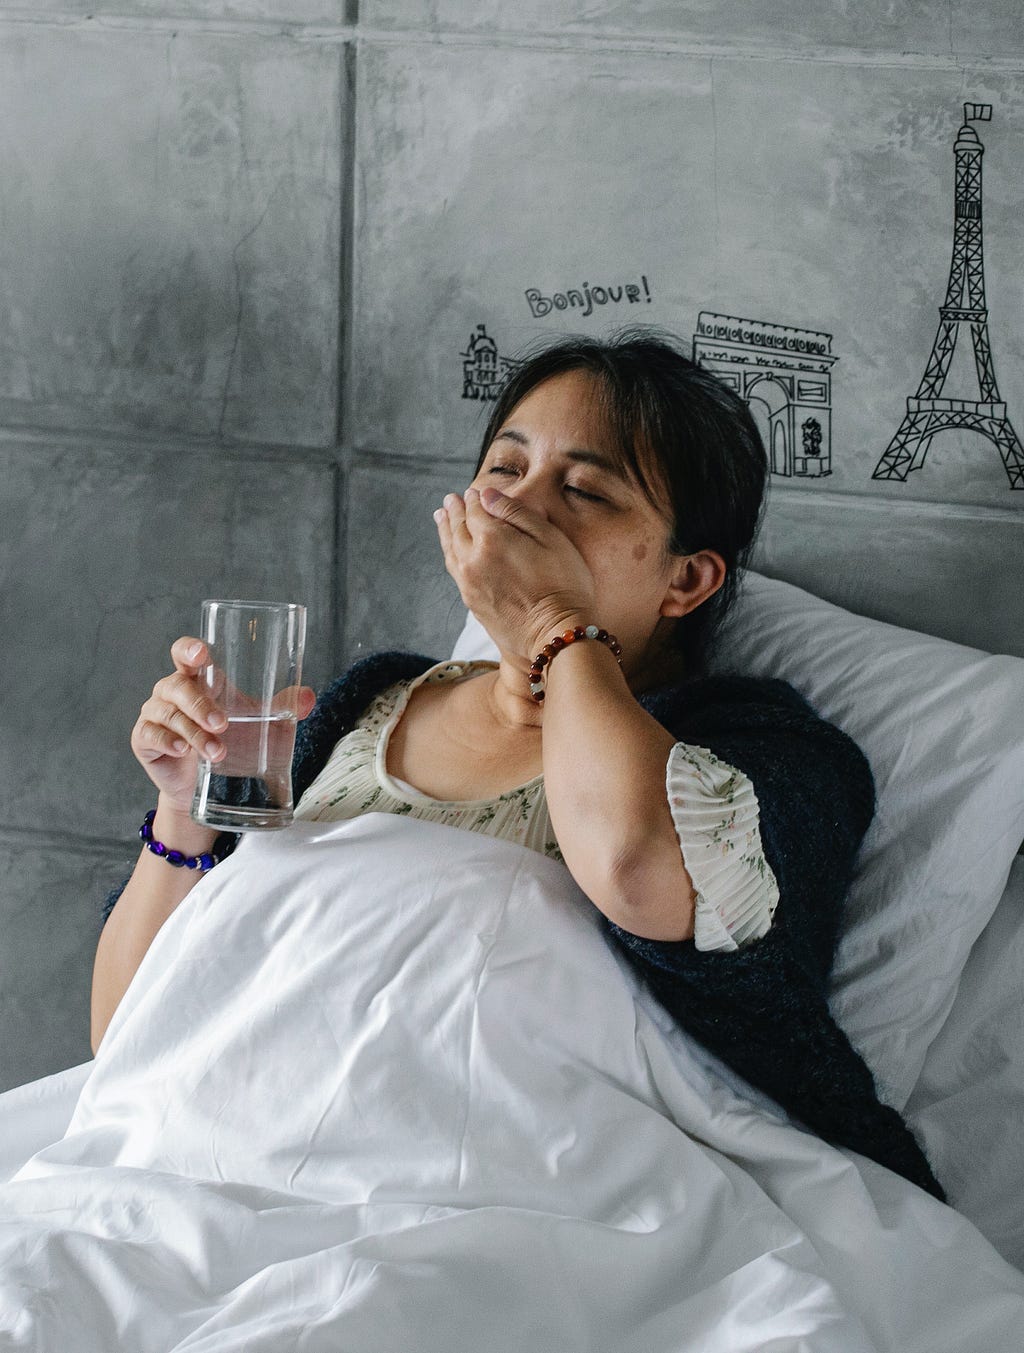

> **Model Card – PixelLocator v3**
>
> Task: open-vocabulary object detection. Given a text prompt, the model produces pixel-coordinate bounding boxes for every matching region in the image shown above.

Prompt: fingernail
[209,712,227,730]
[205,739,222,759]
[465,486,479,500]
[187,642,202,661]
[433,508,445,523]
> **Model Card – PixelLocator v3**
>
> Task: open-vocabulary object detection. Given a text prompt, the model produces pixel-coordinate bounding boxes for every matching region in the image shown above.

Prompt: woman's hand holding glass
[434,486,597,665]
[130,637,317,816]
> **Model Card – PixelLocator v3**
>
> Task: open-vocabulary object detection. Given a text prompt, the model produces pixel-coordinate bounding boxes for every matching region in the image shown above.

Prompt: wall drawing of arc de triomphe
[692,312,839,477]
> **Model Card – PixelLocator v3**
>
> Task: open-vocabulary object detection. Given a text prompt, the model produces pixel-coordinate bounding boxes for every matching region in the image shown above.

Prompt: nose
[500,470,553,522]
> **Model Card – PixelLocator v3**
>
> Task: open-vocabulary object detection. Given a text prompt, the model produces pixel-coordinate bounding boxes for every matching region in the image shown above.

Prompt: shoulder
[291,650,439,798]
[641,671,865,760]
[314,650,441,715]
[640,671,818,729]
[641,671,876,839]
[626,672,875,984]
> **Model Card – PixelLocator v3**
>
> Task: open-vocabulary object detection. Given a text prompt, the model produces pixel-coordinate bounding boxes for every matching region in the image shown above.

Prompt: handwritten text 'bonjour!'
[525,277,652,319]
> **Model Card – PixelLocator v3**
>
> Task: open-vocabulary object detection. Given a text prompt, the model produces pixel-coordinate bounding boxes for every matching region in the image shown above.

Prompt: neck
[485,657,545,732]
[470,618,688,730]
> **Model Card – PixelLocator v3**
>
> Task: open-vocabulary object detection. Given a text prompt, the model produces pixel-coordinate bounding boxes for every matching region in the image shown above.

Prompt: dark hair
[474,326,768,676]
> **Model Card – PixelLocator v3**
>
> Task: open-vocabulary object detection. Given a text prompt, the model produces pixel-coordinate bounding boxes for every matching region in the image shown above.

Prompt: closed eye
[564,485,606,503]
[486,465,606,504]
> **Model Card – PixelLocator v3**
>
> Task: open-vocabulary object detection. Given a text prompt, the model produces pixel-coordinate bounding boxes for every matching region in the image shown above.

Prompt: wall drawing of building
[692,312,838,477]
[873,104,1024,489]
[461,324,517,401]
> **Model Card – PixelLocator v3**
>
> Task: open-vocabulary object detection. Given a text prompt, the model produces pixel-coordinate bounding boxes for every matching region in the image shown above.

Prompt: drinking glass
[190,599,307,831]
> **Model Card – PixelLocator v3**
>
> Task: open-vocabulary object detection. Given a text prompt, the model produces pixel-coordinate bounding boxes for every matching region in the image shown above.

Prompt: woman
[93,327,945,1201]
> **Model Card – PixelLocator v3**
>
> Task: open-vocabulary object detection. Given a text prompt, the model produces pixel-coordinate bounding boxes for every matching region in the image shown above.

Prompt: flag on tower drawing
[873,103,1024,490]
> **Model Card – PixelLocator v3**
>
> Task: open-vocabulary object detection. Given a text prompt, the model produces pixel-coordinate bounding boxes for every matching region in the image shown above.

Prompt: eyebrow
[493,427,625,477]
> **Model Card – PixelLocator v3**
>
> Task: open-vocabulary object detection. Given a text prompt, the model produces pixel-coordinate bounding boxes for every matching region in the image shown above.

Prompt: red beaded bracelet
[529,625,623,703]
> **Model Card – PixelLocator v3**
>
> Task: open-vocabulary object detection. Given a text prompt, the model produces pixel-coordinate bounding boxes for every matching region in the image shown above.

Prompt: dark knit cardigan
[103,649,945,1203]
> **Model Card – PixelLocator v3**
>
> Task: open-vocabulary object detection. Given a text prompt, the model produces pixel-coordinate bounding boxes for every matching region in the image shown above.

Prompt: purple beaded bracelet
[139,809,236,872]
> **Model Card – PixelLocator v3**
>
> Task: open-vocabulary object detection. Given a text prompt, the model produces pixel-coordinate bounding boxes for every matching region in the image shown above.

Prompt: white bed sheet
[906,852,1024,1272]
[1,815,1022,1352]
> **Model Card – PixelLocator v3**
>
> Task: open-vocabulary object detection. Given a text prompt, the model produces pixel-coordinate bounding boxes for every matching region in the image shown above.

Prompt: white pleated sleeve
[665,743,780,953]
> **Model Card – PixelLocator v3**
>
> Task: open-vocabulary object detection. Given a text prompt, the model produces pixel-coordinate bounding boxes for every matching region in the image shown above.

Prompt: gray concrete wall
[2,2,1022,1090]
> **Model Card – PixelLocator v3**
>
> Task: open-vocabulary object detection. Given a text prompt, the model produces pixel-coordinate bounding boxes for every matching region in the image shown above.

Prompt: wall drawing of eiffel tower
[873,103,1024,489]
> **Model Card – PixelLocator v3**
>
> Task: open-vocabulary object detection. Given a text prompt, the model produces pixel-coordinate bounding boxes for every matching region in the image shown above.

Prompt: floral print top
[293,659,779,952]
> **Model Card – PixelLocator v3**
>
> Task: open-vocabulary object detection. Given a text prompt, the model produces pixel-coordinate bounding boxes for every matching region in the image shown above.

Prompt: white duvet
[2,814,1022,1352]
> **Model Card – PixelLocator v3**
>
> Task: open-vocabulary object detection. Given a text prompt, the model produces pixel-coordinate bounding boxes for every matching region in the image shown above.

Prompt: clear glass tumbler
[190,599,307,831]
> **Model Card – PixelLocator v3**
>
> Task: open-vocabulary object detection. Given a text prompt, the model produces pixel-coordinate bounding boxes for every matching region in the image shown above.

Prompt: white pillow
[451,574,1024,1109]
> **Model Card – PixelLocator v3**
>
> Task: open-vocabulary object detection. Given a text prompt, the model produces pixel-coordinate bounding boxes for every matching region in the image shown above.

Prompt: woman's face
[468,368,692,667]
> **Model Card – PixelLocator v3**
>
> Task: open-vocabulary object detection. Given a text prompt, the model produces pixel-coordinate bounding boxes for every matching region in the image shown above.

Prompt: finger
[146,698,226,759]
[462,485,492,536]
[171,636,208,674]
[133,717,189,763]
[153,671,228,734]
[477,486,544,538]
[443,491,473,546]
[464,483,528,545]
[433,504,457,574]
[133,715,224,764]
[268,685,318,719]
[169,639,228,702]
[433,504,451,546]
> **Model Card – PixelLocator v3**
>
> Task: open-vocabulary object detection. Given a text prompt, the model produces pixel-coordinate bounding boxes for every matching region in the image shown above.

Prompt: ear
[659,550,727,619]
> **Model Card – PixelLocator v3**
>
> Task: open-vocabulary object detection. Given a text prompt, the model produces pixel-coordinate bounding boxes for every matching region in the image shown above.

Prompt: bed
[1,571,1022,1351]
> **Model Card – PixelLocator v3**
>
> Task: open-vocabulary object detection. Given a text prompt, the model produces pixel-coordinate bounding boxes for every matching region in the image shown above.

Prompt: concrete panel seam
[0,15,1020,70]
[0,824,138,859]
[336,41,358,450]
[767,483,1024,526]
[0,427,340,467]
[331,457,345,677]
[0,10,357,44]
[351,28,1024,74]
[351,449,477,477]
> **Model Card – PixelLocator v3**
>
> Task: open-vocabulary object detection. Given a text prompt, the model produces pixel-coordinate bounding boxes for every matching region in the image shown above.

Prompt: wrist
[528,623,624,704]
[153,796,221,854]
[525,610,593,663]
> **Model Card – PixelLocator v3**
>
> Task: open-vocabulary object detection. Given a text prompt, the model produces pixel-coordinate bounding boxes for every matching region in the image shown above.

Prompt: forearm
[90,799,218,1054]
[540,636,696,941]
